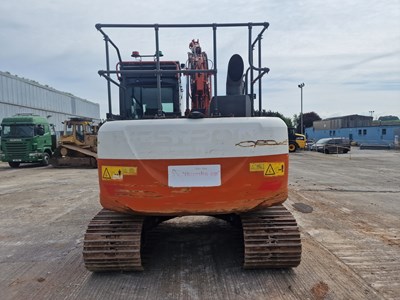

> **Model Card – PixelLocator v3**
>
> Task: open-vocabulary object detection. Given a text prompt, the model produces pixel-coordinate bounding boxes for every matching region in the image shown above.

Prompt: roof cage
[95,22,270,118]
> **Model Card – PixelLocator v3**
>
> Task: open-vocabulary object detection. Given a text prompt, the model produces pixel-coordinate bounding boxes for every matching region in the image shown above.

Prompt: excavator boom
[187,39,212,115]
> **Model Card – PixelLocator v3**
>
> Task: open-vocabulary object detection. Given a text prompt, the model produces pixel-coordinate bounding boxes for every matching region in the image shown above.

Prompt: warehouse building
[0,71,100,132]
[305,114,400,148]
[312,114,373,130]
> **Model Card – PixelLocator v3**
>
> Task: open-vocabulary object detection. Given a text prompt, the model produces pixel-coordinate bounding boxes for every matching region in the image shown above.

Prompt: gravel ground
[0,148,398,299]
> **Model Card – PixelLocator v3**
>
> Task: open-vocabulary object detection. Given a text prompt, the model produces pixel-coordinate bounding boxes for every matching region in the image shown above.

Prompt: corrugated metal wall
[0,71,100,132]
[313,115,373,130]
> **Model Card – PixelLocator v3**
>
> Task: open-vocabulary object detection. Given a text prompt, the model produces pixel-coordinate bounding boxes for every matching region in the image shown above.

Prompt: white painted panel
[98,117,288,160]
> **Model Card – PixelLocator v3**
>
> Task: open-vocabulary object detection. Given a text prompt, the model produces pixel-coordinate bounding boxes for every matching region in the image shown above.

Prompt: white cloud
[0,0,399,120]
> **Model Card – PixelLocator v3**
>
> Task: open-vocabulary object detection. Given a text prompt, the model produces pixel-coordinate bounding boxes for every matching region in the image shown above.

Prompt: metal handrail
[95,22,270,117]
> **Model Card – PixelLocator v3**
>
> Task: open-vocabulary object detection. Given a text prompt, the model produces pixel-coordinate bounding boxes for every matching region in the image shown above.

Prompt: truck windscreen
[1,125,34,138]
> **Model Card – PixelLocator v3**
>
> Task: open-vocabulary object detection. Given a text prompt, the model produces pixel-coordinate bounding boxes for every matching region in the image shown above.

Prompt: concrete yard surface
[0,148,399,299]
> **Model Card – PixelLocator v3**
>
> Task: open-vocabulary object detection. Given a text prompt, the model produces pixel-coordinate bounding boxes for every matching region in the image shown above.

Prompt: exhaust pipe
[226,54,244,95]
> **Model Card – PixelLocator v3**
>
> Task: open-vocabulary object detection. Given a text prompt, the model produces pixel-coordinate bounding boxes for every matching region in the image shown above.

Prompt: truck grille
[4,142,29,159]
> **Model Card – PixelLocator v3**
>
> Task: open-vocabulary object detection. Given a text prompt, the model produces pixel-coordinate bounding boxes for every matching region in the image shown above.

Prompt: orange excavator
[83,23,301,272]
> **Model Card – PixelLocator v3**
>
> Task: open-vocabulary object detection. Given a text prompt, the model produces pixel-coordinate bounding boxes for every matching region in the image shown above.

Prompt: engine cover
[97,117,289,215]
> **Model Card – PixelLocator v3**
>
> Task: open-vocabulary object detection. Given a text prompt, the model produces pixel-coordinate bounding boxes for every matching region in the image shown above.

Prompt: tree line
[257,110,321,133]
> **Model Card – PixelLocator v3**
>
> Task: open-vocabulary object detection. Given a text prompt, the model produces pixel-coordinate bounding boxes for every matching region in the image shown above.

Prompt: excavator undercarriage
[83,206,301,272]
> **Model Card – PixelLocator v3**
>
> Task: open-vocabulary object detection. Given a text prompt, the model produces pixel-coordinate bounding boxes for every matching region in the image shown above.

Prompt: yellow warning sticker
[264,162,285,176]
[102,166,137,180]
[249,162,267,172]
[249,162,285,177]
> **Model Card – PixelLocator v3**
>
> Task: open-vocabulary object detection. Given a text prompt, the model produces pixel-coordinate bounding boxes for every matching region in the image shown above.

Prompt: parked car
[305,139,316,151]
[311,137,351,154]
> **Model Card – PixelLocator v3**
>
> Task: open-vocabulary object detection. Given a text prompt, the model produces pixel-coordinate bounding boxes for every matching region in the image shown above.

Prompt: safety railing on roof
[95,22,270,118]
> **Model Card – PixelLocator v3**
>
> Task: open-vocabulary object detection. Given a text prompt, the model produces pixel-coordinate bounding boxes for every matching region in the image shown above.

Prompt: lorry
[83,22,301,272]
[50,118,99,168]
[288,127,306,152]
[0,113,56,167]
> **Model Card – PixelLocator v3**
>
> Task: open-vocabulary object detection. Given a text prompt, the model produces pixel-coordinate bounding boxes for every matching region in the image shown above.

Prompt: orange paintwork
[98,153,288,216]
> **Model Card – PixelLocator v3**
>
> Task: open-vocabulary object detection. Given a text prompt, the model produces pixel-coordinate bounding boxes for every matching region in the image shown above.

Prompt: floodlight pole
[298,83,305,134]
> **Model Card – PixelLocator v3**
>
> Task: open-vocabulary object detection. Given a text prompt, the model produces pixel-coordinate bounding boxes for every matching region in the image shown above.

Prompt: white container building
[0,71,100,132]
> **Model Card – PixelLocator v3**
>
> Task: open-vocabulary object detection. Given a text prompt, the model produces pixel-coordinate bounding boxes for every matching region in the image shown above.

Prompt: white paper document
[168,165,221,187]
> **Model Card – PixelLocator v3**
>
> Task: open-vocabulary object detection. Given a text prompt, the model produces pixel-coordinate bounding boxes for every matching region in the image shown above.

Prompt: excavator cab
[116,60,182,120]
[60,118,97,147]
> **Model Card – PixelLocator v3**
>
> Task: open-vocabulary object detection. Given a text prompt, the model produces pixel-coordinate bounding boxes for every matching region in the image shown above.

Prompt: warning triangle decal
[264,164,275,176]
[102,168,111,179]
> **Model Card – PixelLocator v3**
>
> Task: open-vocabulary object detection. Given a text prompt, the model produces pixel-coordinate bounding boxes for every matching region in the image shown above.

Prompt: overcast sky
[1,0,399,120]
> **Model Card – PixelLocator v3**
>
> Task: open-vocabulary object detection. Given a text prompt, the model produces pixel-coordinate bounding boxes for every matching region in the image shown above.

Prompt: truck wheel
[9,162,20,168]
[42,153,50,166]
[289,143,297,153]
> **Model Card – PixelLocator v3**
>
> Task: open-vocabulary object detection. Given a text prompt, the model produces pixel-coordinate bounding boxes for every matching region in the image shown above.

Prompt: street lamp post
[369,110,374,118]
[298,83,305,134]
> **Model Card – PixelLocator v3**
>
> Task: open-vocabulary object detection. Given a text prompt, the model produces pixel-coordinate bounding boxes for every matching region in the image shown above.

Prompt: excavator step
[83,209,144,272]
[241,205,302,269]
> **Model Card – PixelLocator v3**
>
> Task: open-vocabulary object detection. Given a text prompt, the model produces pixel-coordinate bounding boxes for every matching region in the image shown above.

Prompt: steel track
[83,205,301,271]
[241,205,302,268]
[83,209,144,272]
